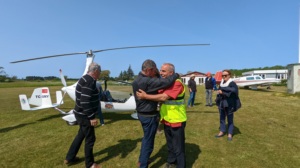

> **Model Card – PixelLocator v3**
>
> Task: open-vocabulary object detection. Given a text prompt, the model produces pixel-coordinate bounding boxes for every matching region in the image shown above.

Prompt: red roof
[181,71,206,77]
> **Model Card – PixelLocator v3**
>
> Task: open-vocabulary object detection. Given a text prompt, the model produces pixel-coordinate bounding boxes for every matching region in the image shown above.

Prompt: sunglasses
[222,74,229,77]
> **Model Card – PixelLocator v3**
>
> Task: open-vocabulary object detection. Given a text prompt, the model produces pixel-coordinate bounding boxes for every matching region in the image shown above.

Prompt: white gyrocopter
[12,44,209,125]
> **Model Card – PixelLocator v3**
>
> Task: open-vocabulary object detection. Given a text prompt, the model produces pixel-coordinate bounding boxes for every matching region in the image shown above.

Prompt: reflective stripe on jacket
[160,79,187,123]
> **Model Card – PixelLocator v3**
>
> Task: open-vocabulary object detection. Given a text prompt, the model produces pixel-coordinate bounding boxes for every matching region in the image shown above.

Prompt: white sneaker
[90,163,101,168]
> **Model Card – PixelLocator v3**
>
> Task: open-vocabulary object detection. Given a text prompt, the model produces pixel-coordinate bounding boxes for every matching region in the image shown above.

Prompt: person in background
[205,72,217,107]
[215,69,239,141]
[132,59,179,168]
[187,74,197,108]
[64,62,102,168]
[136,63,187,168]
[96,82,105,126]
[154,68,163,135]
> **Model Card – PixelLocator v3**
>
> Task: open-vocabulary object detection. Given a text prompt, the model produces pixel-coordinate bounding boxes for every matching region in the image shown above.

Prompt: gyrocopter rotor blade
[92,44,210,53]
[10,43,210,64]
[10,52,87,63]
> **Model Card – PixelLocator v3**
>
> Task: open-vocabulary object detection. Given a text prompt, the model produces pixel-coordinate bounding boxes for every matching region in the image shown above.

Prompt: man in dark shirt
[205,72,217,106]
[187,74,197,107]
[64,62,101,168]
[132,59,178,168]
[136,63,187,168]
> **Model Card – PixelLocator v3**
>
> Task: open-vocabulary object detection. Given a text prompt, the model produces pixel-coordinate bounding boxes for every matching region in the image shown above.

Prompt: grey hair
[163,63,175,73]
[142,59,157,71]
[88,62,101,73]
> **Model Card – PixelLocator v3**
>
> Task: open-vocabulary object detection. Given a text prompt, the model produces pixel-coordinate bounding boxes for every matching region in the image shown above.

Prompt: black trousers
[164,122,186,168]
[66,121,96,168]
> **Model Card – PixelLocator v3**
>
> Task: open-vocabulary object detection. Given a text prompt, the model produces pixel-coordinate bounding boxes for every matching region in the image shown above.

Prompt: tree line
[229,65,287,77]
[0,65,135,82]
[0,65,288,82]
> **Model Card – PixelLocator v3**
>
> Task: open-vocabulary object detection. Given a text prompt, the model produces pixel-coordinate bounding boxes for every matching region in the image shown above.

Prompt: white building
[242,69,288,80]
[180,71,207,85]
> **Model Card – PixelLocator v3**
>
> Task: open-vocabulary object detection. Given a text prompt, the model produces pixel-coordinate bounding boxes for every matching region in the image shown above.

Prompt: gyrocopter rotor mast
[82,50,95,76]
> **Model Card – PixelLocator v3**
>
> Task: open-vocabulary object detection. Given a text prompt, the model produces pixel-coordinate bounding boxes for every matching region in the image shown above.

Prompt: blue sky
[1,0,300,78]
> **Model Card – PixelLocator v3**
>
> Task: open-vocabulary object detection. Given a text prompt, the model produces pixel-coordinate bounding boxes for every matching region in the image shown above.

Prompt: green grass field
[0,83,299,168]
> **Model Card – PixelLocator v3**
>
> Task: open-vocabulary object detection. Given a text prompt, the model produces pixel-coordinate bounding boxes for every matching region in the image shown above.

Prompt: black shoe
[64,156,80,165]
[164,163,176,168]
[215,134,225,138]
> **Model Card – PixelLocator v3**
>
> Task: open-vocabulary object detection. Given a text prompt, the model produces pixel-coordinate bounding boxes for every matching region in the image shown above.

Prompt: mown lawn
[0,83,299,168]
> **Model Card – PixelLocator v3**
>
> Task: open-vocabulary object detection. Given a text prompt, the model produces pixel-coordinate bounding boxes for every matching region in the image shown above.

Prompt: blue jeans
[187,91,196,106]
[219,108,234,134]
[97,107,104,125]
[138,113,159,168]
[205,89,213,105]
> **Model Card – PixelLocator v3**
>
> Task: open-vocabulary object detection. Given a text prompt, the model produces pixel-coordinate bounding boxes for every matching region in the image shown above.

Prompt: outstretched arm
[220,82,238,97]
[136,89,170,102]
[146,73,179,93]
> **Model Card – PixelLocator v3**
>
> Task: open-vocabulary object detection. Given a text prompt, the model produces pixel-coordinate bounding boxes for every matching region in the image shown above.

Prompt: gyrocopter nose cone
[67,121,78,126]
[131,112,138,119]
[61,87,67,92]
[62,114,78,126]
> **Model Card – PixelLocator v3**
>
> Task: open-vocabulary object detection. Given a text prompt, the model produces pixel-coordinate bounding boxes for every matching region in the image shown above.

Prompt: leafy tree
[117,65,135,80]
[122,70,128,80]
[11,76,18,81]
[0,67,6,75]
[127,65,134,79]
[117,70,129,80]
[44,76,59,80]
[25,76,44,81]
[100,70,110,80]
[0,67,7,82]
[118,71,123,80]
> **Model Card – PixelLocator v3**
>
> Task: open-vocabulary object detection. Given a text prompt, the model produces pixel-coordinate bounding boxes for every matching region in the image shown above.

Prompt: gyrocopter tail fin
[19,87,63,111]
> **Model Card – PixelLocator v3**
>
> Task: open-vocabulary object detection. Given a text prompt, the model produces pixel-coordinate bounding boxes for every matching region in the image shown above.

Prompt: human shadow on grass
[37,114,62,121]
[215,125,241,136]
[187,110,219,114]
[149,143,201,168]
[240,88,273,92]
[193,102,202,106]
[101,112,137,125]
[0,122,35,133]
[0,114,62,133]
[94,137,142,163]
[233,126,241,136]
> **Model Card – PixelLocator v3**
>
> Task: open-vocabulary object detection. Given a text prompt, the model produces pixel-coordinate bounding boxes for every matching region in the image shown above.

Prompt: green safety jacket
[160,79,187,123]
